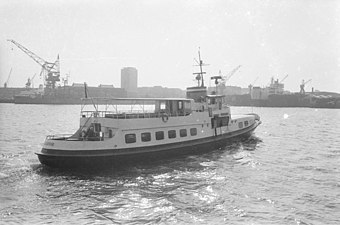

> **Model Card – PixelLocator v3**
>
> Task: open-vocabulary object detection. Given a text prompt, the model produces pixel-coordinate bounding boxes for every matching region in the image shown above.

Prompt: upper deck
[80,97,195,119]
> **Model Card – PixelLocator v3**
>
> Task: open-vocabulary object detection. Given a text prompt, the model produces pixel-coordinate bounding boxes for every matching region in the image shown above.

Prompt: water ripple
[1,105,340,224]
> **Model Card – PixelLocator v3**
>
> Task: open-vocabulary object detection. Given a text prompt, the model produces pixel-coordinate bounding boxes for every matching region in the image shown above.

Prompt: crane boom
[6,68,12,83]
[251,76,259,86]
[8,39,60,89]
[300,79,312,95]
[7,39,46,67]
[4,68,12,88]
[221,65,241,85]
[280,74,288,83]
[303,79,312,85]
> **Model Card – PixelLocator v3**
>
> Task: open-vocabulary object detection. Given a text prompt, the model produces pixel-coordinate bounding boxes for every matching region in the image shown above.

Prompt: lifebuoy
[161,113,169,122]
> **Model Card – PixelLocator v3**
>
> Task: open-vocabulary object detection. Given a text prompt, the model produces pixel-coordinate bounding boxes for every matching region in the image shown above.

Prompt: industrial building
[121,67,138,91]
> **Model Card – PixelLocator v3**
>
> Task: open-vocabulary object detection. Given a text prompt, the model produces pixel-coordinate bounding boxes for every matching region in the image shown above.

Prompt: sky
[0,0,339,93]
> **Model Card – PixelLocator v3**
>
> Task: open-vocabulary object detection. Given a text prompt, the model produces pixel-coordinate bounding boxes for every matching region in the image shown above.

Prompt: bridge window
[141,132,151,142]
[125,134,136,144]
[238,122,243,129]
[180,129,187,137]
[156,131,164,140]
[160,101,166,110]
[168,130,176,139]
[190,128,197,136]
[221,116,229,126]
[178,101,183,109]
[244,121,249,127]
[184,101,191,110]
[212,116,229,128]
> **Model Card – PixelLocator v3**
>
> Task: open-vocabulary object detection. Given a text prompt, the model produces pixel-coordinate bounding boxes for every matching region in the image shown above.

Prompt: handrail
[80,111,191,119]
[46,134,73,140]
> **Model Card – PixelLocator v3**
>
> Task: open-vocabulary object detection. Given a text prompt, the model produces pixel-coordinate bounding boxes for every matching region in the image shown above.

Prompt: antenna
[210,75,222,94]
[193,48,208,87]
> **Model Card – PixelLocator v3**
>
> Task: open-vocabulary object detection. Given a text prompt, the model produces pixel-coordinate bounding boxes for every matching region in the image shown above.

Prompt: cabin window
[92,123,101,132]
[160,101,166,110]
[244,121,249,127]
[141,132,151,142]
[168,130,176,139]
[125,134,136,144]
[208,108,213,117]
[190,128,197,136]
[212,116,229,128]
[221,116,229,126]
[180,129,187,137]
[238,122,243,129]
[208,98,216,105]
[178,101,183,110]
[184,101,191,110]
[156,131,164,140]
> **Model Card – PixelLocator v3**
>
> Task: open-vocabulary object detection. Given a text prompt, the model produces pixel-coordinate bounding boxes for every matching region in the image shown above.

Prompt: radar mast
[193,48,208,87]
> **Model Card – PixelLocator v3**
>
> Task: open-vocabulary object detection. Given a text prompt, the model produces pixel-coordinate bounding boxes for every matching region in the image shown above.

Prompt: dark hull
[0,98,14,103]
[37,122,260,169]
[13,86,127,105]
[14,95,83,105]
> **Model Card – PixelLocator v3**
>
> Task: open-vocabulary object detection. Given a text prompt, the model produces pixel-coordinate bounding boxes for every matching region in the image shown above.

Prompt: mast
[193,48,208,87]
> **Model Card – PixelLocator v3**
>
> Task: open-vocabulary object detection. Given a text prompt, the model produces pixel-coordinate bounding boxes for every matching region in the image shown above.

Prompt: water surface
[0,104,339,224]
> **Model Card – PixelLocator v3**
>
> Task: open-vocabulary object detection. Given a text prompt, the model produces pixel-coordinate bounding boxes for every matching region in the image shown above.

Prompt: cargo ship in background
[12,83,127,105]
[0,82,127,104]
[222,77,340,109]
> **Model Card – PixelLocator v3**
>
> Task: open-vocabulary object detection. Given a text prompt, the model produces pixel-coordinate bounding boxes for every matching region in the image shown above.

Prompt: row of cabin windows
[125,128,197,144]
[238,120,250,129]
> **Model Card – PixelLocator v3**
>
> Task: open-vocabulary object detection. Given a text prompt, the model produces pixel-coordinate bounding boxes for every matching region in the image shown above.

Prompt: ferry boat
[37,53,261,168]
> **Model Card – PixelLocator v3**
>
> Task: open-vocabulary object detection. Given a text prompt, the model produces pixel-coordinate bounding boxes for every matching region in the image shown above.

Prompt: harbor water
[0,103,339,224]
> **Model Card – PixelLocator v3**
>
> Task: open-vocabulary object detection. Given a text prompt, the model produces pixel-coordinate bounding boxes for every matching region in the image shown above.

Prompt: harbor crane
[25,73,37,88]
[251,76,259,86]
[280,74,288,83]
[62,72,70,86]
[300,79,312,95]
[220,65,242,86]
[4,68,12,88]
[248,76,259,94]
[7,39,60,89]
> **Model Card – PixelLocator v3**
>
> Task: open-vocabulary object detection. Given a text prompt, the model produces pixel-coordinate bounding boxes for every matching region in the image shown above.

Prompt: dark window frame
[168,130,176,139]
[125,133,136,144]
[141,132,151,142]
[180,129,187,137]
[155,131,164,140]
[190,128,197,136]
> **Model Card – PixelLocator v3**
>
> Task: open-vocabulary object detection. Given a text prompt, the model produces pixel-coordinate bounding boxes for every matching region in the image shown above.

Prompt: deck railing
[46,134,73,140]
[80,111,191,119]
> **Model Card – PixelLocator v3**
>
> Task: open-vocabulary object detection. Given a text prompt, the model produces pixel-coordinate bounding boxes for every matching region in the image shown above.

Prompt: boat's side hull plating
[37,121,260,168]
